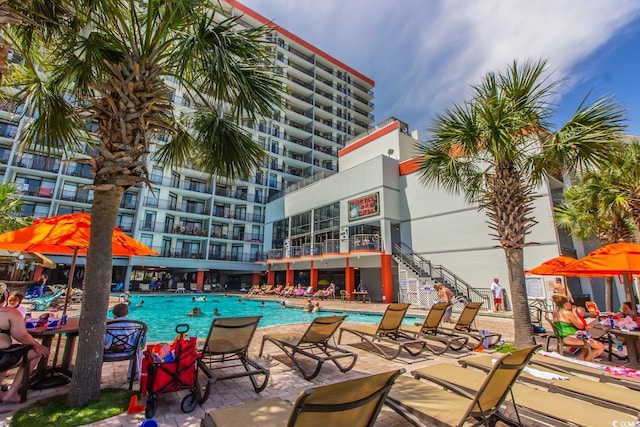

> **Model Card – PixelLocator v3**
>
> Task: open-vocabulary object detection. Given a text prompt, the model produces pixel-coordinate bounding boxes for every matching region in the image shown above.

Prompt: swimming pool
[115,294,424,342]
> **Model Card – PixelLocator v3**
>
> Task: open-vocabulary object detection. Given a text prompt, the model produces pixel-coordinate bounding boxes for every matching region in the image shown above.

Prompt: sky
[238,0,640,139]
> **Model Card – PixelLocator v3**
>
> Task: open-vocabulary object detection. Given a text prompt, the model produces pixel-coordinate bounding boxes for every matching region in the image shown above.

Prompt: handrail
[392,243,488,304]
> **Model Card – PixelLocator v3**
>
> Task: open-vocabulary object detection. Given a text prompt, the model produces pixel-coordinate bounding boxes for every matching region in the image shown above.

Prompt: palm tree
[417,59,626,348]
[8,0,282,407]
[0,181,31,232]
[555,179,636,311]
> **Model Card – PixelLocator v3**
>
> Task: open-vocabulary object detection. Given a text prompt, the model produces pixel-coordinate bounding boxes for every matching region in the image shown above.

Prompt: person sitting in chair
[551,295,604,362]
[106,303,144,380]
[0,291,49,403]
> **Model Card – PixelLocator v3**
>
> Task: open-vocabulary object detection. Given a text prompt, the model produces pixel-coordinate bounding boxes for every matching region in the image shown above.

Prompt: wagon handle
[175,324,190,334]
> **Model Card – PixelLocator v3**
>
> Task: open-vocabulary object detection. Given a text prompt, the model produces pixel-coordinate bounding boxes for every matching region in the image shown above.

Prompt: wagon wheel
[145,397,158,419]
[181,393,198,413]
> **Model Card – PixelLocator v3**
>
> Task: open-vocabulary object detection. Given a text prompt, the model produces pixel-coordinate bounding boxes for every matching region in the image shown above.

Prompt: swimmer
[312,302,321,313]
[260,301,265,307]
[238,298,243,303]
[137,300,144,308]
[188,307,202,316]
[303,298,313,312]
[213,308,220,316]
[280,301,286,308]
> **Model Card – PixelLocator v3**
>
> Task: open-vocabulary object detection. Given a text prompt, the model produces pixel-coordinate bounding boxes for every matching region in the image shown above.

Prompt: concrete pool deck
[0,294,594,426]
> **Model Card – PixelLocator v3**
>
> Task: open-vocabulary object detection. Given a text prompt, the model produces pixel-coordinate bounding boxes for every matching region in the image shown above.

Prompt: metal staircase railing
[392,243,489,305]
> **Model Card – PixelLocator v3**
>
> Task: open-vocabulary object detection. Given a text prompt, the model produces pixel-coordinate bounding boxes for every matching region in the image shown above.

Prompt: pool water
[116,294,423,343]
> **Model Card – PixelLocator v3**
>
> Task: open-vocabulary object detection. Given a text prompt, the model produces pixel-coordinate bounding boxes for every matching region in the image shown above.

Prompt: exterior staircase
[392,242,491,309]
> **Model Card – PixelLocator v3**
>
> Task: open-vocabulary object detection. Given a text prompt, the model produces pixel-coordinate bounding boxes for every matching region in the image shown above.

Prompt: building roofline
[226,0,375,87]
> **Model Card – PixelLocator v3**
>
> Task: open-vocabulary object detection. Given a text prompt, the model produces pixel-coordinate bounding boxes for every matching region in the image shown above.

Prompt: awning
[0,250,56,269]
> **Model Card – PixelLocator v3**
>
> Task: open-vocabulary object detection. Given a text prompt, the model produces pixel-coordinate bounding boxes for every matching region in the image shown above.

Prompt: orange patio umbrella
[524,255,577,275]
[0,212,158,315]
[558,242,640,276]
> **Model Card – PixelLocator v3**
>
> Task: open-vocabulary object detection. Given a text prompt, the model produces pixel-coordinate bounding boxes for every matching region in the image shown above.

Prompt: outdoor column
[309,261,318,289]
[251,272,261,286]
[345,259,355,299]
[380,254,393,302]
[285,263,294,286]
[267,267,275,285]
[196,270,204,291]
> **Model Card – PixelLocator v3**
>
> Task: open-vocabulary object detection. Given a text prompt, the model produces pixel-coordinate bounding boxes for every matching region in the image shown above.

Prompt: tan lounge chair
[202,369,403,427]
[387,346,539,426]
[197,316,269,403]
[404,350,637,426]
[529,352,640,391]
[259,315,357,380]
[399,302,469,354]
[338,303,427,360]
[438,301,501,349]
[459,354,639,415]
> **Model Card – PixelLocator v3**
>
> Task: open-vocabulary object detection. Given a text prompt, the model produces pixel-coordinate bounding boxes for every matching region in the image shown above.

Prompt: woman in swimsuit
[0,291,49,403]
[552,294,604,361]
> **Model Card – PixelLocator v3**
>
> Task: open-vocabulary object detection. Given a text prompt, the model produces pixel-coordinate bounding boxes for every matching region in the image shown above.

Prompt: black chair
[1,344,32,403]
[103,320,147,390]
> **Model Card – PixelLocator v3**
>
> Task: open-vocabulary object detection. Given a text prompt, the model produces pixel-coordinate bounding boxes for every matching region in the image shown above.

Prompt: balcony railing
[266,235,379,259]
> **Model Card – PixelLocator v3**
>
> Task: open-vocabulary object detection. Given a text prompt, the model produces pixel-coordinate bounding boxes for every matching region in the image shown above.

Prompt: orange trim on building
[285,264,294,286]
[309,261,318,288]
[399,157,422,176]
[338,121,399,157]
[380,254,393,302]
[227,1,374,86]
[345,258,355,299]
[267,269,275,285]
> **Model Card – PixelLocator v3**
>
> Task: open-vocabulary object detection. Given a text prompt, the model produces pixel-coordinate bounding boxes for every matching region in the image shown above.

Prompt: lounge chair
[202,369,403,427]
[459,354,640,415]
[387,346,540,427]
[197,316,269,402]
[399,302,469,354]
[438,301,501,349]
[530,352,640,391]
[246,285,261,297]
[261,285,275,295]
[259,315,357,380]
[400,347,637,427]
[338,303,427,360]
[28,287,65,311]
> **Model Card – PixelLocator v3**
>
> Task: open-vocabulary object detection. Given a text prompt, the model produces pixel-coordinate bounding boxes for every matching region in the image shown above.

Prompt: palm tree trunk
[504,247,535,348]
[622,273,637,305]
[67,186,124,407]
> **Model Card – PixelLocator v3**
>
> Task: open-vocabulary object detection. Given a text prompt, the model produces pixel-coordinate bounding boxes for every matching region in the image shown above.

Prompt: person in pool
[187,307,202,316]
[137,300,144,308]
[213,308,220,316]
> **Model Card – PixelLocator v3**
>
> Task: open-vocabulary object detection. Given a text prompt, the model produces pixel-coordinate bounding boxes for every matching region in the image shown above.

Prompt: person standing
[436,283,454,322]
[490,278,503,312]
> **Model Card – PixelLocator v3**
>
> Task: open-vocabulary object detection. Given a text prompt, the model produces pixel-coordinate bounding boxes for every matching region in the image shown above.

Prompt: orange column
[251,272,261,286]
[285,263,294,286]
[267,265,275,285]
[309,261,318,290]
[380,254,393,302]
[345,258,355,299]
[196,270,204,291]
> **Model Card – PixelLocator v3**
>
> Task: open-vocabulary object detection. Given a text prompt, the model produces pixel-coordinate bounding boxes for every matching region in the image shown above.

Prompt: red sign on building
[348,192,379,221]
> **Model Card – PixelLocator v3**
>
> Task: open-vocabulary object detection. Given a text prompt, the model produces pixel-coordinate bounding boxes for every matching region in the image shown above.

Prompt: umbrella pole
[62,249,78,317]
[52,249,77,370]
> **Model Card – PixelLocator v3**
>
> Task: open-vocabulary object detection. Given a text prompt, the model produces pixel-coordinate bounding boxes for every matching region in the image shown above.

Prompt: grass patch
[10,388,134,427]
[492,342,518,354]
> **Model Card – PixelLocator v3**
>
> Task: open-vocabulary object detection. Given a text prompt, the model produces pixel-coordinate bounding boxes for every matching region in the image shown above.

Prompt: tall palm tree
[0,181,31,232]
[8,0,282,407]
[555,179,636,311]
[417,59,626,348]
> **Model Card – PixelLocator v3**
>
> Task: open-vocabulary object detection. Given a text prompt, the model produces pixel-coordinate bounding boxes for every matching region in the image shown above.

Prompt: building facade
[0,1,375,290]
[262,117,624,308]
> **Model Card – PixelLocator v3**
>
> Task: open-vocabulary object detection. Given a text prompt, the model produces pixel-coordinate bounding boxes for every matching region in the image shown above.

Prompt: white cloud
[238,0,640,137]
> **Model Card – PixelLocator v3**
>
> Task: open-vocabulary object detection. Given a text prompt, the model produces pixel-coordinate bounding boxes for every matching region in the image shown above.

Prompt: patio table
[607,327,640,370]
[27,318,80,389]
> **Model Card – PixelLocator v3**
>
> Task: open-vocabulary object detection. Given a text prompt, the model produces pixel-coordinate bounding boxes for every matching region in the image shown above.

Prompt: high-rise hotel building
[0,1,375,289]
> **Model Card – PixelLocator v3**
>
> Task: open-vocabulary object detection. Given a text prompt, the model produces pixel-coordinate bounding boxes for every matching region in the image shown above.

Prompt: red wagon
[140,324,201,418]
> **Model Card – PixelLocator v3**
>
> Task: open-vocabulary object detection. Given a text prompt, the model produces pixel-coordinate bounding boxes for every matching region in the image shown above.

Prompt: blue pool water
[114,294,423,343]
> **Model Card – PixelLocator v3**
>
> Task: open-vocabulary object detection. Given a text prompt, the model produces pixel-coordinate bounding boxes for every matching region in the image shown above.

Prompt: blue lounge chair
[29,288,65,311]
